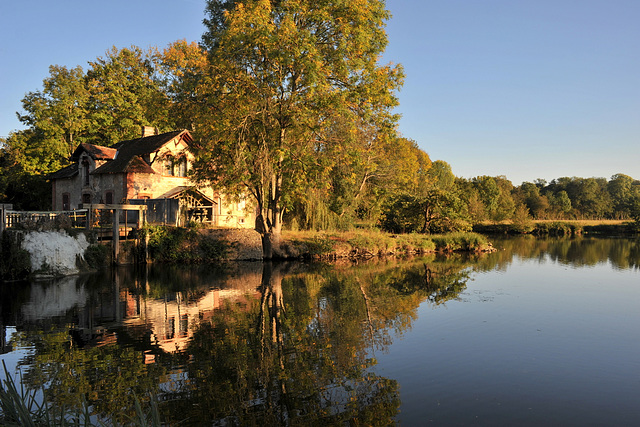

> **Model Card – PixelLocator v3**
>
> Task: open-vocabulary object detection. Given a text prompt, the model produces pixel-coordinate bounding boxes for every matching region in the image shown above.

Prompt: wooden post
[140,206,149,264]
[113,208,120,265]
[86,206,92,230]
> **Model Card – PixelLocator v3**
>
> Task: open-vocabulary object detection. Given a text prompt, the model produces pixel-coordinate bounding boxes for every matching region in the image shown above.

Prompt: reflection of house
[49,127,254,228]
[123,279,262,355]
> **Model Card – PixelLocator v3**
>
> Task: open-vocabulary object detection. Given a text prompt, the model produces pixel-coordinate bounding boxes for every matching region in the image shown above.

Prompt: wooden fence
[3,209,89,230]
[1,205,146,241]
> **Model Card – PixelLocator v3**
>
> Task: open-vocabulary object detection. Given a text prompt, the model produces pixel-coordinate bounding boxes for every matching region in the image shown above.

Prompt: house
[49,127,255,228]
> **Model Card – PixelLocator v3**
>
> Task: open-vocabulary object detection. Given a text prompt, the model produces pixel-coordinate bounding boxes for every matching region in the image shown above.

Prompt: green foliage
[4,46,170,185]
[346,231,397,255]
[394,233,437,252]
[533,221,583,236]
[511,203,535,233]
[142,225,229,263]
[429,232,489,252]
[0,231,31,280]
[83,243,110,269]
[379,193,424,234]
[379,189,471,234]
[84,46,171,145]
[190,0,403,255]
[303,236,336,257]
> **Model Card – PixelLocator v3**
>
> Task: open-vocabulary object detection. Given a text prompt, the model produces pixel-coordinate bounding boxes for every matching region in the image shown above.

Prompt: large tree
[6,46,169,176]
[190,0,403,257]
[84,46,171,145]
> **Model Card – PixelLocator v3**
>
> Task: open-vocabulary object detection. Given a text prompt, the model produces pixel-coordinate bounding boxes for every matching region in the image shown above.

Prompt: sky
[1,0,639,186]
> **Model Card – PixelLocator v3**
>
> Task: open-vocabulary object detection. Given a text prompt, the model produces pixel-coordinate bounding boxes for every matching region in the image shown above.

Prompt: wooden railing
[3,210,89,230]
[1,205,146,242]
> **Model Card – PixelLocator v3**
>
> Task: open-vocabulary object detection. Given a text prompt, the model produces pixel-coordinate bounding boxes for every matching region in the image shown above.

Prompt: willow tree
[191,0,403,257]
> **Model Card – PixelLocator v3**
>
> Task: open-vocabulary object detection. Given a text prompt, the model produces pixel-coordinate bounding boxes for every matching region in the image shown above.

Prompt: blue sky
[1,0,638,185]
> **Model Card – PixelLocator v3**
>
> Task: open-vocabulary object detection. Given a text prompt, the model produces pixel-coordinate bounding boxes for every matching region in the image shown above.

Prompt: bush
[141,225,229,263]
[396,233,437,252]
[0,231,31,280]
[431,232,489,252]
[533,221,582,236]
[84,244,111,269]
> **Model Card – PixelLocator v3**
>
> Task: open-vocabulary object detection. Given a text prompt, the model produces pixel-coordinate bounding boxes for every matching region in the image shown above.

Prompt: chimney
[141,126,158,138]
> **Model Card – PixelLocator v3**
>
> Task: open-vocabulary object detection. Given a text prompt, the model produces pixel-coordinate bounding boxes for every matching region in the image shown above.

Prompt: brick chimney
[141,126,158,138]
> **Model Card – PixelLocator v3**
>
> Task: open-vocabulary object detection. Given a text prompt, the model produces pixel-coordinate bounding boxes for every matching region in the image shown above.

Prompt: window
[177,158,187,177]
[82,193,91,205]
[105,191,113,205]
[163,158,174,176]
[62,194,70,210]
[163,156,187,177]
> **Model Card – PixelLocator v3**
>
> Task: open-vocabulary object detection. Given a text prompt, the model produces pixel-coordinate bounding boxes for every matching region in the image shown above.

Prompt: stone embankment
[1,226,495,281]
[200,228,263,260]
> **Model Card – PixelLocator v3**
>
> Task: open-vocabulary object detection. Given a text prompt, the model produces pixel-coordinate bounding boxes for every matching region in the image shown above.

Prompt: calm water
[1,236,639,425]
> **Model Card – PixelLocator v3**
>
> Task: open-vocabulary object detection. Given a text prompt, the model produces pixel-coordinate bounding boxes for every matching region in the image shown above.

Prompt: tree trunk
[262,229,282,259]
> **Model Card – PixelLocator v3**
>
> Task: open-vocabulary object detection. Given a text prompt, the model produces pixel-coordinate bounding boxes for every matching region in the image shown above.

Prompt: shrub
[0,231,31,280]
[304,236,335,256]
[141,225,229,263]
[431,232,488,252]
[84,243,111,269]
[533,221,582,236]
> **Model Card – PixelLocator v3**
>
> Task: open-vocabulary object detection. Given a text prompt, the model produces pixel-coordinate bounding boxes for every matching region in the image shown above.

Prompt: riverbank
[474,220,640,236]
[279,230,494,259]
[144,227,495,263]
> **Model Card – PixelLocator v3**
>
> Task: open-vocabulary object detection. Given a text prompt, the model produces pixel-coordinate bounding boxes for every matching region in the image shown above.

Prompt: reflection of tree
[159,257,474,424]
[14,329,165,425]
[8,256,474,424]
[489,236,640,270]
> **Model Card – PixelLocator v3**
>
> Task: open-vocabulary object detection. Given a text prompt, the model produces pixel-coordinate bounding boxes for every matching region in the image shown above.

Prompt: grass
[281,229,491,258]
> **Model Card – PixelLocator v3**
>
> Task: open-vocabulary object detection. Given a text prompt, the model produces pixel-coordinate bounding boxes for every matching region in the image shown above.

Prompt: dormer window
[163,156,187,177]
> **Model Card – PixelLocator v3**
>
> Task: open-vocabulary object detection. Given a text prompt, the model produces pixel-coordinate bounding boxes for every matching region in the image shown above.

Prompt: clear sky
[1,0,638,185]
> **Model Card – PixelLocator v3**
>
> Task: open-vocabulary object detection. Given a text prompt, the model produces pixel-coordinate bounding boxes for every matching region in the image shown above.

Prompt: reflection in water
[1,255,474,425]
[487,235,640,270]
[1,236,639,424]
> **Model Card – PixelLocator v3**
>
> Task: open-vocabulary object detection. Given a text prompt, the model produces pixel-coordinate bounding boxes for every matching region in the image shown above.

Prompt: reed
[1,361,163,426]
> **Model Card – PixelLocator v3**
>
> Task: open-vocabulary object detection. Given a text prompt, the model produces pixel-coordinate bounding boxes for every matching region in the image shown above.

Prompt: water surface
[1,236,639,425]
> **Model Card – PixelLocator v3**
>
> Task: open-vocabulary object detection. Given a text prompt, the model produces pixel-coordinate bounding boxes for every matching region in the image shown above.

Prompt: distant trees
[378,170,640,234]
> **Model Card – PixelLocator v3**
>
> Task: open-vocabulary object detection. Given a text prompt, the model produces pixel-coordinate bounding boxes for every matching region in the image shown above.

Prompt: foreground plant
[1,361,163,426]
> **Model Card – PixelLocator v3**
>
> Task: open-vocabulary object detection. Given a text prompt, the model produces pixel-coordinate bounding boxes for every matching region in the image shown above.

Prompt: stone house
[49,128,255,228]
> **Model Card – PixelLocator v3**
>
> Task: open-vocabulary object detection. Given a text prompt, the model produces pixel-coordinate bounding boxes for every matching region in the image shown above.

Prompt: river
[1,236,639,425]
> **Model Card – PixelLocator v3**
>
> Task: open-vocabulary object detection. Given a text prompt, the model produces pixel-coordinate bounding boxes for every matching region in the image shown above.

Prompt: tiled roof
[93,130,192,174]
[71,143,117,161]
[48,163,78,180]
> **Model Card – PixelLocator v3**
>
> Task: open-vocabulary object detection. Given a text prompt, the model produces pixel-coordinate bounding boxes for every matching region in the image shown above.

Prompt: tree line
[1,0,639,246]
